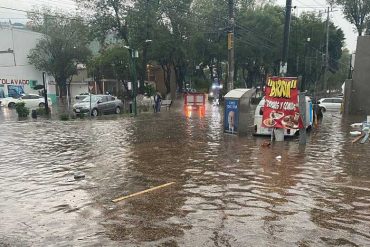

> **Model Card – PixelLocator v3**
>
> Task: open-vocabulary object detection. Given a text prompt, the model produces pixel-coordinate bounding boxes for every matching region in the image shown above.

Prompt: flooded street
[1,104,370,246]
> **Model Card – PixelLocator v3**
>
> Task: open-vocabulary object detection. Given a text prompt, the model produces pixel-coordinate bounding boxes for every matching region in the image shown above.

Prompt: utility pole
[274,0,292,142]
[42,72,49,115]
[281,0,292,76]
[323,6,330,95]
[129,49,138,116]
[227,0,235,92]
[140,0,150,93]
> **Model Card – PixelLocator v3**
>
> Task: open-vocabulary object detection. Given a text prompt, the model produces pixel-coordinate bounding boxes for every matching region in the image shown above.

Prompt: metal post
[299,92,307,145]
[323,6,330,95]
[42,72,49,115]
[128,49,138,116]
[89,83,92,119]
[281,0,292,75]
[66,81,70,116]
[227,0,235,92]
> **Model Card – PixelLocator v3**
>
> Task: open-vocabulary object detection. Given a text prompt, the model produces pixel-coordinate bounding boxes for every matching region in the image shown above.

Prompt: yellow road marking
[112,182,175,203]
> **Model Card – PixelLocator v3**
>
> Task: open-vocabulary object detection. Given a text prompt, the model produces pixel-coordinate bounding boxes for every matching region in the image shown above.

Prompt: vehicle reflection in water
[184,106,205,119]
[0,104,370,246]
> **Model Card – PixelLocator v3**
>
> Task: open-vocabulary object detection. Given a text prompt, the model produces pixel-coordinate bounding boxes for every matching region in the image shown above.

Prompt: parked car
[2,94,52,108]
[75,93,90,101]
[318,97,343,112]
[73,94,123,116]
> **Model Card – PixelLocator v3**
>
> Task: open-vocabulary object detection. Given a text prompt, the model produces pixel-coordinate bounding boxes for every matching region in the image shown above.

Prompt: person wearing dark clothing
[154,92,162,113]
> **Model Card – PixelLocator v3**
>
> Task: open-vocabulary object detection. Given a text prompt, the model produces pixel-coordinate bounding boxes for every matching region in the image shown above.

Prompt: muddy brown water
[0,105,369,246]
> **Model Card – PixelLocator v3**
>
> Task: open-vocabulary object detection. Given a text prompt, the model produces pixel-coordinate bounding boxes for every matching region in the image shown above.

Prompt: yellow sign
[267,78,298,98]
[228,33,233,50]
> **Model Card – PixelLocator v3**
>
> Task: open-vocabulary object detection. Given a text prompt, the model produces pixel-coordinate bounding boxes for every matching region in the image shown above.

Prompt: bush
[60,114,70,121]
[36,107,48,116]
[144,84,155,97]
[15,102,30,118]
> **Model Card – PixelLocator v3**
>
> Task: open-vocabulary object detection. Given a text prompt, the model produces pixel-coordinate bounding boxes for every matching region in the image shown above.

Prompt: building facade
[0,26,57,102]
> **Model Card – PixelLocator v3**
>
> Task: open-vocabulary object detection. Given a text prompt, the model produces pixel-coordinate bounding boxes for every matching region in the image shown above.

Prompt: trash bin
[129,102,133,113]
[31,110,37,119]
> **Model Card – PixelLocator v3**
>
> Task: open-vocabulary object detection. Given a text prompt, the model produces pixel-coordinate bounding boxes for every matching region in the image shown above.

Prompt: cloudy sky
[275,0,357,52]
[0,0,358,52]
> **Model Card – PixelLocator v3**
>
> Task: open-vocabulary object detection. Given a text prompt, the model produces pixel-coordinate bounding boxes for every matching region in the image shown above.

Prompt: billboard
[224,99,239,134]
[262,77,303,129]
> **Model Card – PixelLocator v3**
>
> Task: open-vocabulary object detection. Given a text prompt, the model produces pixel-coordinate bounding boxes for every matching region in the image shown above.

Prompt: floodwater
[0,103,370,246]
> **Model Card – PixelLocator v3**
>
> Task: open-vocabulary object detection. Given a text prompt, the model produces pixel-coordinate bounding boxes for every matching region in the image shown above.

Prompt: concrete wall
[350,36,370,115]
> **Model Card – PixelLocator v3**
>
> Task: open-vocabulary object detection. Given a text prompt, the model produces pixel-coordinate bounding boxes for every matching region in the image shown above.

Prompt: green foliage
[144,84,155,97]
[77,0,346,95]
[36,107,47,116]
[15,102,30,118]
[192,78,210,91]
[327,48,351,91]
[329,0,370,36]
[27,9,91,96]
[87,46,130,83]
[60,114,70,121]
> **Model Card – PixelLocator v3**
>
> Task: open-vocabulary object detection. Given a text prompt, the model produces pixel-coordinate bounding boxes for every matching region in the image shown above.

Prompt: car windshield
[82,95,101,102]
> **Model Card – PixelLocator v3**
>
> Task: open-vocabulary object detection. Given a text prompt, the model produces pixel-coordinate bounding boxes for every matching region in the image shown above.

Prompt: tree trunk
[161,64,171,95]
[139,45,148,94]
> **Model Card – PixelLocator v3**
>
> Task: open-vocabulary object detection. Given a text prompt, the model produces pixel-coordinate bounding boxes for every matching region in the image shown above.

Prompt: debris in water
[74,172,85,180]
[261,141,271,147]
[350,131,362,136]
[275,156,282,161]
[351,123,363,128]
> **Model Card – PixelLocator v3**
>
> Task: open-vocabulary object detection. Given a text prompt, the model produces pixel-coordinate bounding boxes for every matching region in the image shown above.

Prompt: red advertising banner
[262,77,303,129]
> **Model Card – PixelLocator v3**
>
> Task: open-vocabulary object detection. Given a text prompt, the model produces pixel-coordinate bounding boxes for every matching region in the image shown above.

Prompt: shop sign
[262,77,303,129]
[1,79,29,85]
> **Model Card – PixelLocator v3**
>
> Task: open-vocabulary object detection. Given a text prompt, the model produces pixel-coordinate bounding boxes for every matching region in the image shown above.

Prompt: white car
[2,94,52,109]
[318,97,343,112]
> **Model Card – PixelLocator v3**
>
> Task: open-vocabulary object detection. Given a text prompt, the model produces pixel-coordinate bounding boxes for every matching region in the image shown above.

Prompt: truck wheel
[8,102,15,108]
[39,102,45,108]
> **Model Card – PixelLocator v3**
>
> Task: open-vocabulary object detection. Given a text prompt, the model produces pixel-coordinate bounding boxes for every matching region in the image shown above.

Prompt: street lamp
[124,39,152,116]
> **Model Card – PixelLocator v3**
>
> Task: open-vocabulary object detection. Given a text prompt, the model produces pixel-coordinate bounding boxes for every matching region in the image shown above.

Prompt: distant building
[0,26,57,102]
[0,26,92,102]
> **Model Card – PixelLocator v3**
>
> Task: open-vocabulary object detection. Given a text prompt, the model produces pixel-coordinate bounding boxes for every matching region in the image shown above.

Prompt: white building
[0,26,90,103]
[0,26,57,102]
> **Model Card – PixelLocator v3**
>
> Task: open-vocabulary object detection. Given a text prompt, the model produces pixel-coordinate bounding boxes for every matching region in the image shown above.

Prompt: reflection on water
[0,105,370,246]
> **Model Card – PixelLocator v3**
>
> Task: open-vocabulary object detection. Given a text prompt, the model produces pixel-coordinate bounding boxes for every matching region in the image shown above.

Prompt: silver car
[73,95,123,116]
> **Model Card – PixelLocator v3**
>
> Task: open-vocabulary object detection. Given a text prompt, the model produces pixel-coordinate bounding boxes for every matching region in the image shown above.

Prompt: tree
[329,0,370,36]
[327,48,351,91]
[87,46,131,94]
[28,10,91,97]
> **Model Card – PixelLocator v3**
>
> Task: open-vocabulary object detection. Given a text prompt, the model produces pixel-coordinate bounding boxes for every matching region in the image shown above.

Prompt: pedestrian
[154,91,162,113]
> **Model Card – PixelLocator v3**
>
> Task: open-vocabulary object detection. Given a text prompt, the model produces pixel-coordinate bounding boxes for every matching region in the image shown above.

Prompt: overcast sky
[275,0,358,52]
[0,0,358,52]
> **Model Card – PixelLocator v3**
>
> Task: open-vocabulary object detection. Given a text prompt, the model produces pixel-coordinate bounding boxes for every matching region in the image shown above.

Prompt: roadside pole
[66,81,70,117]
[274,0,293,142]
[131,50,138,116]
[299,92,307,145]
[323,6,330,95]
[227,0,235,92]
[42,72,49,115]
[89,83,92,120]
